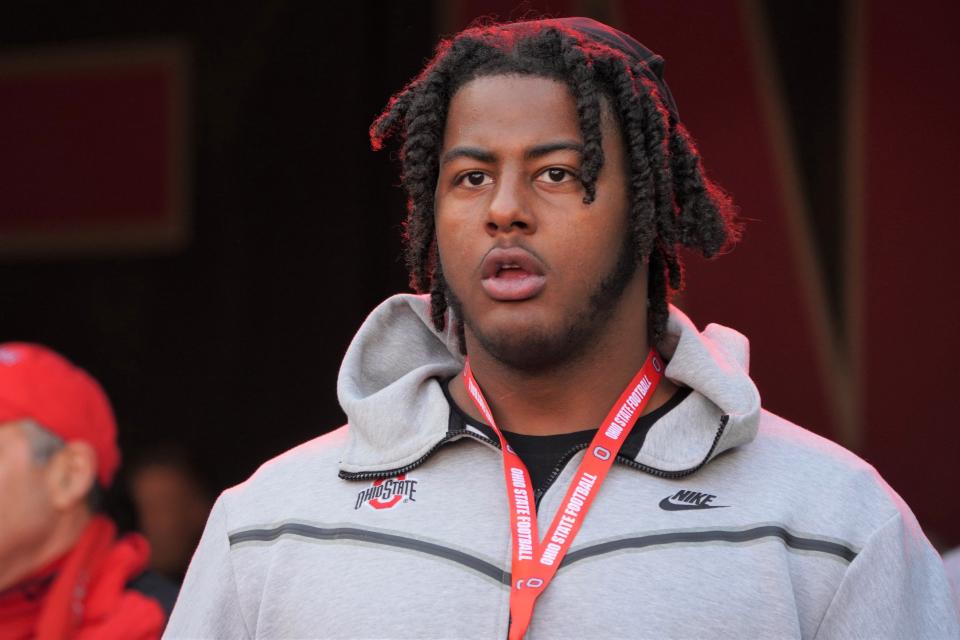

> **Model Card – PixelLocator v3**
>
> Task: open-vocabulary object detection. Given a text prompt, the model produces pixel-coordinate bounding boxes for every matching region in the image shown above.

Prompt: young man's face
[435,73,641,369]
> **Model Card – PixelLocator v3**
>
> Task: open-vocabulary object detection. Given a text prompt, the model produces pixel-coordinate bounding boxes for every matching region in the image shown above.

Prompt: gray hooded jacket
[165,294,959,639]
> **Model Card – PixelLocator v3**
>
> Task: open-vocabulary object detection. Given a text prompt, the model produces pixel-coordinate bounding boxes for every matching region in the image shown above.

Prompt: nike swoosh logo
[659,497,729,511]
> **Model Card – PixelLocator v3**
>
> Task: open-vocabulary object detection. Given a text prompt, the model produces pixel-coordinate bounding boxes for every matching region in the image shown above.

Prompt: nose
[485,173,536,236]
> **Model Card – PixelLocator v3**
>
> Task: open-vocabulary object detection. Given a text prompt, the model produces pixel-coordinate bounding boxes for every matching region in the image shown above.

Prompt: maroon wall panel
[0,68,170,228]
[0,43,187,255]
[859,2,960,544]
[619,1,837,440]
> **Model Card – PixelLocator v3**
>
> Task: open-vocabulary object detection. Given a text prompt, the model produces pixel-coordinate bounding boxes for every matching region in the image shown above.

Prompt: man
[0,342,173,639]
[167,18,959,638]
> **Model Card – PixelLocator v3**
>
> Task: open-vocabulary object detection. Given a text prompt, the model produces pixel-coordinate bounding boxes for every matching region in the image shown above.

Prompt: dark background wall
[1,1,427,489]
[2,1,958,547]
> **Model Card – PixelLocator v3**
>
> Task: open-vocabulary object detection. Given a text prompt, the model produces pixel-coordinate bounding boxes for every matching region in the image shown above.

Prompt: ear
[45,441,97,510]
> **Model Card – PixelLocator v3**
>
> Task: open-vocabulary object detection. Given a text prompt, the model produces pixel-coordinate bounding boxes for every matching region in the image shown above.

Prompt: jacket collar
[337,294,760,477]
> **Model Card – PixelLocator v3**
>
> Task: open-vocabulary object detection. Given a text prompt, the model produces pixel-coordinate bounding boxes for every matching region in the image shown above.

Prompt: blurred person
[0,343,174,639]
[127,447,213,584]
[166,17,959,638]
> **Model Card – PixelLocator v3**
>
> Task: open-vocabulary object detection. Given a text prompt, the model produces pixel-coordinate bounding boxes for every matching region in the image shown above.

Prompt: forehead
[442,75,581,150]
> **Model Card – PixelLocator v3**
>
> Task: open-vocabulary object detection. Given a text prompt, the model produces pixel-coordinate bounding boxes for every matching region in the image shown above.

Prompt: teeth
[495,263,524,277]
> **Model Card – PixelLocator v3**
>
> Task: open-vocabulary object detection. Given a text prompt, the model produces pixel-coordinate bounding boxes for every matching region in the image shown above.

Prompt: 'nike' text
[659,489,729,511]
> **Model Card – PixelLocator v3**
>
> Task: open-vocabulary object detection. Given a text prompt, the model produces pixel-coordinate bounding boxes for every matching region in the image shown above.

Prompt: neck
[0,509,92,593]
[451,303,677,437]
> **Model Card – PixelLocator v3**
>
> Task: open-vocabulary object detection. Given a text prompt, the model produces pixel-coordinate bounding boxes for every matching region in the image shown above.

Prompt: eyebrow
[440,141,584,165]
[525,141,583,160]
[440,146,496,165]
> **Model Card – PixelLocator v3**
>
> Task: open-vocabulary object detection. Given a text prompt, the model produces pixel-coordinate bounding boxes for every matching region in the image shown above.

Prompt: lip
[479,247,546,301]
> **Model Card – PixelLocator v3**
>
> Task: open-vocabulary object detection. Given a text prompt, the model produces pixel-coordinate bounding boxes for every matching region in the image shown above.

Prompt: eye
[456,171,492,187]
[536,167,577,184]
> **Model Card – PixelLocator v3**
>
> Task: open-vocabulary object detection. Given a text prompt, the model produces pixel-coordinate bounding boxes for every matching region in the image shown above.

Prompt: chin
[467,314,596,372]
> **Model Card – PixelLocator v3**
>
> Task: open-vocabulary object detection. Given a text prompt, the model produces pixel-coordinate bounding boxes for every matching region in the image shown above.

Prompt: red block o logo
[368,475,406,510]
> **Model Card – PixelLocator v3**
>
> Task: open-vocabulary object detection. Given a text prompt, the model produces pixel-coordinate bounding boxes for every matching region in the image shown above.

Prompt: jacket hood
[337,294,760,476]
[641,305,761,471]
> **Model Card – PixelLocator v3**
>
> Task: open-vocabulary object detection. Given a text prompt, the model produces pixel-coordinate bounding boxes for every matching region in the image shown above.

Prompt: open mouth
[497,263,527,277]
[480,248,546,301]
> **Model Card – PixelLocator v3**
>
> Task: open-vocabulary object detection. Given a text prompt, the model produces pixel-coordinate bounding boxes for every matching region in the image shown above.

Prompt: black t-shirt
[500,428,597,497]
[442,378,691,502]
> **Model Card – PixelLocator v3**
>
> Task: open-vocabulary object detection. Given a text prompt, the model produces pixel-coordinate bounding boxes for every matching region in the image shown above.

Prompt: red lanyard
[462,349,663,640]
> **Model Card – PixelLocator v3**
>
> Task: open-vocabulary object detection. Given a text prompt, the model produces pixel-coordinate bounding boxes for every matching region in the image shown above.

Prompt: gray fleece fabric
[165,294,960,639]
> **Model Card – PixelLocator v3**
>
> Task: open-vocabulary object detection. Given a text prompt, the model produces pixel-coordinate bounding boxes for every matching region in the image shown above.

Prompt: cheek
[561,215,624,272]
[435,218,475,283]
[0,467,55,536]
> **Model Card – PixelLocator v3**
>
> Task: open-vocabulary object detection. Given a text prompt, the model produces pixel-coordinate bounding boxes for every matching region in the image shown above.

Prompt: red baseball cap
[0,342,119,487]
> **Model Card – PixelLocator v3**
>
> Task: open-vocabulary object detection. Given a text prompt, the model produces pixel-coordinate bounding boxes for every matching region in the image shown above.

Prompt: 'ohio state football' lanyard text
[462,349,663,640]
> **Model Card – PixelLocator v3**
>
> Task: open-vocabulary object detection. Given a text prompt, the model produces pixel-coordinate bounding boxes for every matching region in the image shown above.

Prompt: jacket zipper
[338,429,499,481]
[340,415,728,487]
[615,414,729,479]
[534,443,590,508]
[533,415,729,507]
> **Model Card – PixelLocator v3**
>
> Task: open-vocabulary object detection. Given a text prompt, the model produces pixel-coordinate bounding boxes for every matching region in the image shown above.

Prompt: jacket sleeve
[814,509,960,639]
[162,496,252,639]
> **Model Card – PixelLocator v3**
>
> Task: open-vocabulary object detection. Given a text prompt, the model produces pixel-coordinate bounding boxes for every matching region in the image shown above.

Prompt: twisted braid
[669,123,739,256]
[598,56,655,253]
[399,72,448,293]
[558,38,603,204]
[429,243,448,331]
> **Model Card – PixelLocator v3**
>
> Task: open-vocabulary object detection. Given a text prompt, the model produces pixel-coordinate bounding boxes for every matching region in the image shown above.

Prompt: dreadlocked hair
[370,21,740,350]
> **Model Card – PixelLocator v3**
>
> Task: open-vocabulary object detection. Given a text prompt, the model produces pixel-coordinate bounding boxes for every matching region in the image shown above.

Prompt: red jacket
[0,516,167,639]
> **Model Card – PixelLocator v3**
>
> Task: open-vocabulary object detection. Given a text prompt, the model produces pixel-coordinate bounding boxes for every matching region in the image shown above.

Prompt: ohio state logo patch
[354,474,418,510]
